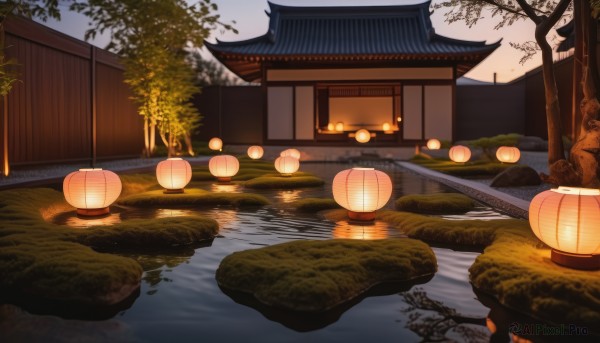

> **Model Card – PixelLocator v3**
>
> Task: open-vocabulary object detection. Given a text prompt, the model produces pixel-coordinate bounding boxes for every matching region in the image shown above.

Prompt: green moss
[118,188,269,207]
[410,158,512,177]
[216,239,436,312]
[371,209,600,329]
[292,198,340,213]
[395,193,475,214]
[244,175,325,189]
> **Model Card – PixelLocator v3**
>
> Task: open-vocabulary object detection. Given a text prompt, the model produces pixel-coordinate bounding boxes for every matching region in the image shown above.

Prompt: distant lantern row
[425,138,520,164]
[326,122,397,133]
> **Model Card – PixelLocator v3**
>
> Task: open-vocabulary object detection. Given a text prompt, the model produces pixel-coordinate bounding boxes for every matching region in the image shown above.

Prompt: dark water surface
[1,163,549,343]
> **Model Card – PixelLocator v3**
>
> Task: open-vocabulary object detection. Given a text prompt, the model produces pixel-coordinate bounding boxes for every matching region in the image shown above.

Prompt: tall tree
[435,0,600,187]
[72,0,235,157]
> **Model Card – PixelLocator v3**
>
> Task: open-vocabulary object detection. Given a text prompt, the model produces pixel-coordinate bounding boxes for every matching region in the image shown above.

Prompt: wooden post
[91,46,97,167]
[571,0,583,142]
[1,94,8,177]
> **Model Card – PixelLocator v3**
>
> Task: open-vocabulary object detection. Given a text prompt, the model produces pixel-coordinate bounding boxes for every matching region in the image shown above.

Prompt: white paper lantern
[529,187,600,269]
[355,129,371,143]
[209,155,239,182]
[335,122,344,132]
[156,158,192,193]
[280,148,301,160]
[496,146,521,163]
[426,138,441,150]
[247,145,264,160]
[208,137,223,151]
[274,156,299,176]
[63,168,122,216]
[332,168,392,221]
[449,145,471,163]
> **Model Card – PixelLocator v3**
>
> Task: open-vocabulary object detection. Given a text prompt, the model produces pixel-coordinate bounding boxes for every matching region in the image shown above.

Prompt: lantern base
[77,207,110,217]
[163,188,184,194]
[348,211,375,221]
[551,250,600,270]
[217,177,232,183]
[279,173,293,177]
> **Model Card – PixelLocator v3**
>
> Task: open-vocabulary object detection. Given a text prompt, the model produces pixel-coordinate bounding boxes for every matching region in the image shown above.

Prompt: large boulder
[517,136,548,151]
[490,165,541,187]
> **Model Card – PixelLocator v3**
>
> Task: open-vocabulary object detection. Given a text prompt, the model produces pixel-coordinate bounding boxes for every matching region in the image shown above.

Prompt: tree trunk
[150,121,156,156]
[143,117,150,157]
[184,132,195,156]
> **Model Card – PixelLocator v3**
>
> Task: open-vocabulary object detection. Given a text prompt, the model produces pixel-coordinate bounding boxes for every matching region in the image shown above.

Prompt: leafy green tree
[72,0,236,157]
[435,0,600,187]
[188,50,243,86]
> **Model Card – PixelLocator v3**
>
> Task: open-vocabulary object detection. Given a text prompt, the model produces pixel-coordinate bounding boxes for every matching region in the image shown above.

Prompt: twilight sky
[43,0,570,83]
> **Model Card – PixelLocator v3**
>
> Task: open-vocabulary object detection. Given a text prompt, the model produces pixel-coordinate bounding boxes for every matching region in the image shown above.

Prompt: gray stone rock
[518,136,548,151]
[491,165,542,187]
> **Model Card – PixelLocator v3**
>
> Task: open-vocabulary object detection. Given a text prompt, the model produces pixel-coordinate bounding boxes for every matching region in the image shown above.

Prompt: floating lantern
[208,155,239,182]
[332,168,392,221]
[63,168,122,216]
[449,145,471,163]
[426,138,441,150]
[156,158,191,193]
[382,122,391,132]
[496,146,521,163]
[208,137,223,151]
[280,148,301,160]
[247,145,264,160]
[529,187,600,270]
[335,122,345,132]
[274,156,299,176]
[355,129,371,143]
[327,123,335,131]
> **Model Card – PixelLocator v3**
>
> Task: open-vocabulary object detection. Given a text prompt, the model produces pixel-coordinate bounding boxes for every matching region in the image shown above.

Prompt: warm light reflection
[65,212,122,228]
[277,190,302,203]
[154,209,196,218]
[335,122,344,132]
[332,222,389,240]
[210,183,241,193]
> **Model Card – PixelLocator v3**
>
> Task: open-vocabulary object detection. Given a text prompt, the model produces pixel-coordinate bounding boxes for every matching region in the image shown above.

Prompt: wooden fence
[0,16,143,176]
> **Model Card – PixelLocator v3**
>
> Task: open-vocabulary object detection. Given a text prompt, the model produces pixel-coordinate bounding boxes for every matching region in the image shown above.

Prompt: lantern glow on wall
[156,158,191,193]
[208,155,239,182]
[274,156,299,176]
[63,168,122,216]
[496,146,521,163]
[529,187,600,270]
[335,122,345,132]
[426,138,441,150]
[355,129,371,143]
[332,168,392,221]
[247,145,264,160]
[208,137,223,151]
[280,148,301,160]
[449,145,471,163]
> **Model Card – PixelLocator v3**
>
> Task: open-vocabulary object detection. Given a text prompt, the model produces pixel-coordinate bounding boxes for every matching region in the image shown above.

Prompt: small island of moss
[395,193,475,214]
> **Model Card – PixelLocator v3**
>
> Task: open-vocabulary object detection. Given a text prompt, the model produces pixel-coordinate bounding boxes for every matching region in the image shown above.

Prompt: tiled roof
[556,19,574,52]
[206,1,500,82]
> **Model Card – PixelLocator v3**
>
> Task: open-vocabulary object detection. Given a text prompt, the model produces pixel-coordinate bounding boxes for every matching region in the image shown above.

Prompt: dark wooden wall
[0,16,143,172]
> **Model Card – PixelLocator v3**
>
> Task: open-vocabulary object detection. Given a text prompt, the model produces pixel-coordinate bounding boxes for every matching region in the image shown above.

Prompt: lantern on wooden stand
[156,158,192,193]
[274,156,299,176]
[332,168,392,221]
[355,129,371,143]
[209,155,239,182]
[529,187,600,270]
[426,138,441,150]
[63,168,122,216]
[208,137,223,151]
[247,146,264,160]
[280,148,301,160]
[496,146,521,163]
[449,145,471,163]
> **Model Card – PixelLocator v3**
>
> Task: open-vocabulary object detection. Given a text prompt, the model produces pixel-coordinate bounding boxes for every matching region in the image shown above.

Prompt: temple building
[206,1,500,146]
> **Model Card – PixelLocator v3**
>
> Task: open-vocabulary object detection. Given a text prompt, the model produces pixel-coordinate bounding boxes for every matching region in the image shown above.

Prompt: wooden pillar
[572,0,583,141]
[1,94,8,177]
[90,46,97,167]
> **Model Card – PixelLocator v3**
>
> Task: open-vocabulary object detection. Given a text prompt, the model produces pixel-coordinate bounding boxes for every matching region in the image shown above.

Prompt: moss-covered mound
[292,198,340,213]
[192,159,276,182]
[244,175,325,189]
[410,157,512,177]
[373,210,600,330]
[216,239,436,312]
[118,188,269,207]
[395,193,475,214]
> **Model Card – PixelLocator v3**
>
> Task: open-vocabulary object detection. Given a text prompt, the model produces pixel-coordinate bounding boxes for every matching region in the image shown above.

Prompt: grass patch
[395,193,475,214]
[216,239,436,312]
[118,189,269,207]
[410,157,512,177]
[244,175,325,189]
[371,209,600,329]
[292,198,340,213]
[192,159,276,182]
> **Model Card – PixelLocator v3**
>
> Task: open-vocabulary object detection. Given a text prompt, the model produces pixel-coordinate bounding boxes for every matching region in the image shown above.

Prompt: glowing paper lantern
[63,168,122,216]
[280,148,301,160]
[496,146,521,163]
[208,155,239,182]
[274,156,299,176]
[355,129,371,143]
[529,187,600,270]
[208,137,223,151]
[247,145,264,160]
[426,138,441,150]
[156,158,191,193]
[382,122,391,131]
[449,145,471,163]
[327,123,335,131]
[332,168,392,221]
[335,122,344,132]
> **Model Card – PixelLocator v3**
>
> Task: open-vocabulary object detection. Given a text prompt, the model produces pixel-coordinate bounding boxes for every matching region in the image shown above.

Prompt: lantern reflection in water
[277,190,302,203]
[65,212,122,228]
[332,222,390,240]
[210,183,241,193]
[155,209,196,219]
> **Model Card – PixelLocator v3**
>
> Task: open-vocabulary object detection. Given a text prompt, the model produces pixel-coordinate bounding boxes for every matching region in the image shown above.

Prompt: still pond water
[1,163,555,343]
